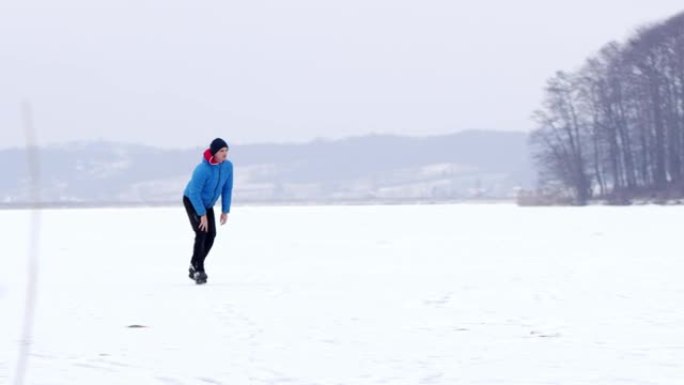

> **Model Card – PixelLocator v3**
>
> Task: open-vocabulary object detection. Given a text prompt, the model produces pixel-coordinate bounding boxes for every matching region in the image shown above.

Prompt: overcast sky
[1,0,683,149]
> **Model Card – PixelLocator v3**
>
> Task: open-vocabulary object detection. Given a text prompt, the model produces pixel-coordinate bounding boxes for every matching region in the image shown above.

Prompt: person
[183,138,233,284]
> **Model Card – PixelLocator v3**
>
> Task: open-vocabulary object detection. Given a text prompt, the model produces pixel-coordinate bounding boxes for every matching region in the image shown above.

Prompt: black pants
[183,196,216,273]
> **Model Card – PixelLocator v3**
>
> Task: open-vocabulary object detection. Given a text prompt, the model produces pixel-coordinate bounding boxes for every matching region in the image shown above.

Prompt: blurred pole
[14,101,42,385]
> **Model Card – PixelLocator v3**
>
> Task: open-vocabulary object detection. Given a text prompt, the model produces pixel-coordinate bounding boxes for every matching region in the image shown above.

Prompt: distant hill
[0,131,534,207]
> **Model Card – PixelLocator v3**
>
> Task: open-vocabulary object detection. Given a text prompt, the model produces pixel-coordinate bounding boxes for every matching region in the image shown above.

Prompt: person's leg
[197,207,217,273]
[183,196,208,271]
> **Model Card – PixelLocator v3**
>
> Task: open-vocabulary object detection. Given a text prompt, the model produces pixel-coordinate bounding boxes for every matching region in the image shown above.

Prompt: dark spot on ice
[198,377,223,384]
[530,330,560,338]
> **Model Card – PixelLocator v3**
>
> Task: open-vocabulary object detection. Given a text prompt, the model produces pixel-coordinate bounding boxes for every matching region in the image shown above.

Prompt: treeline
[530,11,684,204]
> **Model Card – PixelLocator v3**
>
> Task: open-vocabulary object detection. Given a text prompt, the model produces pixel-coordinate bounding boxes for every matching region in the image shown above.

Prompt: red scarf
[203,149,219,165]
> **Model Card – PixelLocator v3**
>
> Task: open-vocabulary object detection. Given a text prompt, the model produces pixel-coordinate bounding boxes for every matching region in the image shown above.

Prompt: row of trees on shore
[530,11,684,204]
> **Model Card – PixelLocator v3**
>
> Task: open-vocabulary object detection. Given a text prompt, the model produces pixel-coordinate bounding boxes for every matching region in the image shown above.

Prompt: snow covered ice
[2,203,684,384]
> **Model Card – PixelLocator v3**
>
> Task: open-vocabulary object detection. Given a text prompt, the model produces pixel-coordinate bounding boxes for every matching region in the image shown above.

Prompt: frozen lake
[1,203,684,384]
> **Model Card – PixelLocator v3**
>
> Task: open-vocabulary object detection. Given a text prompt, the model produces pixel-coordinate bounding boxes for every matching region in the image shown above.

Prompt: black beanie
[210,138,228,155]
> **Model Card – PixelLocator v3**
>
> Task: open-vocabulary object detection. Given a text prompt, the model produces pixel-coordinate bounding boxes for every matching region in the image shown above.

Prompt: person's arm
[187,166,209,217]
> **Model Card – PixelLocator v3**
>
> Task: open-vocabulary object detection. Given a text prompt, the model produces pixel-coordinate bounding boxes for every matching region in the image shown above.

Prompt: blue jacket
[184,150,234,216]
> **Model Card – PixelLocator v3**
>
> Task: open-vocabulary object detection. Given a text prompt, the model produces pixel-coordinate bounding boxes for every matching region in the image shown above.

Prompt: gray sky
[1,0,683,149]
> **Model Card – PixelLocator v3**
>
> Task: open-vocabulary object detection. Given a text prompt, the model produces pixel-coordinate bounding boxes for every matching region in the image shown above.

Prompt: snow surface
[1,204,684,384]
